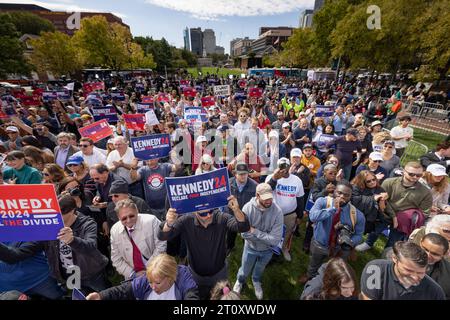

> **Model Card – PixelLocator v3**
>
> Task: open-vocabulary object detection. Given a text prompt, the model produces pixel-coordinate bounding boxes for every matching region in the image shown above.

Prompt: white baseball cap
[369,152,383,161]
[196,135,207,144]
[268,130,279,139]
[6,126,19,133]
[426,164,447,177]
[282,122,290,128]
[291,148,302,157]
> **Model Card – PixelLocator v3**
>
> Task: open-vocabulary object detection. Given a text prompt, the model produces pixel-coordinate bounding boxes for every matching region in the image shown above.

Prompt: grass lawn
[400,127,447,165]
[187,67,244,78]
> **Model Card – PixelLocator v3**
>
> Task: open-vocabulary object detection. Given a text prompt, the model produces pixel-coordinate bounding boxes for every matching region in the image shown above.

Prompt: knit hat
[109,180,129,195]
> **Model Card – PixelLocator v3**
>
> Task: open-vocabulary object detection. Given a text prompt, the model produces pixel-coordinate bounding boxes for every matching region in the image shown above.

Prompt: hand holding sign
[165,208,178,229]
[227,195,239,213]
[86,292,101,300]
[57,227,74,245]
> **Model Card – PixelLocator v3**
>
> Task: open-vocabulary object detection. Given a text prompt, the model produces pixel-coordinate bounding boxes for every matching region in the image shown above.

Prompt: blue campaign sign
[111,92,126,101]
[0,184,64,242]
[315,105,335,118]
[165,167,231,214]
[131,134,171,161]
[287,87,301,97]
[92,105,118,123]
[234,91,246,101]
[317,134,337,148]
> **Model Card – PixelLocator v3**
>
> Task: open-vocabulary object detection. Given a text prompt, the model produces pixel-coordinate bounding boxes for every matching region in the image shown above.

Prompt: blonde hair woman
[86,253,199,300]
[420,164,450,215]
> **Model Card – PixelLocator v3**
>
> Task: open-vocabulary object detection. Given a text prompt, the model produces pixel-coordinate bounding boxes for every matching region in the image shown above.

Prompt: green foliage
[0,14,31,77]
[6,11,55,35]
[30,31,83,77]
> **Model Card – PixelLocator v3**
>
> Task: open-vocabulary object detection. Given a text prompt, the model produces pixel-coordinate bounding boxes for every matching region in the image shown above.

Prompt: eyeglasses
[198,211,213,217]
[67,163,79,167]
[79,144,91,148]
[405,171,423,178]
[365,178,377,184]
[372,160,382,163]
[384,146,393,149]
[441,229,450,234]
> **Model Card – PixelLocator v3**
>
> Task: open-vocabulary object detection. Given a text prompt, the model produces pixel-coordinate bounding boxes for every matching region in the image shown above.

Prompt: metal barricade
[406,101,450,134]
[399,140,429,165]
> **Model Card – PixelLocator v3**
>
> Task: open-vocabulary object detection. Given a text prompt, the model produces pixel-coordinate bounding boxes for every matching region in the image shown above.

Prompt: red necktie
[328,207,342,249]
[128,229,146,272]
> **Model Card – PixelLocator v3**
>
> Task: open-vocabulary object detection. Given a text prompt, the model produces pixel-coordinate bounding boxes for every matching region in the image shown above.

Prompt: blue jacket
[309,197,365,248]
[100,265,199,300]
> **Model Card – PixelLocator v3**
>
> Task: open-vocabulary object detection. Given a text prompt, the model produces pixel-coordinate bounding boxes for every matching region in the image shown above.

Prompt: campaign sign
[92,105,118,123]
[18,94,41,106]
[145,109,160,126]
[184,107,203,124]
[79,119,113,143]
[56,90,71,102]
[83,82,105,95]
[131,134,171,161]
[123,113,146,131]
[111,92,126,101]
[287,87,301,97]
[136,103,153,113]
[141,96,154,104]
[315,105,335,118]
[317,134,337,148]
[207,78,218,85]
[42,91,58,102]
[234,91,246,101]
[195,85,203,92]
[0,184,64,242]
[238,79,247,89]
[213,85,230,97]
[248,87,263,98]
[201,96,215,107]
[135,83,145,92]
[183,87,197,98]
[166,167,231,214]
[157,93,170,102]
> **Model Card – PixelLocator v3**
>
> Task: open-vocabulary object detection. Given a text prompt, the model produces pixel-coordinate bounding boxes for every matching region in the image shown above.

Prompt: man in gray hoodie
[232,183,283,300]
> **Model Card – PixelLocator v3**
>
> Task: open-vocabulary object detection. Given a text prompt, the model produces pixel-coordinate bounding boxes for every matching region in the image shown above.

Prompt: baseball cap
[277,157,290,167]
[196,135,207,144]
[235,163,249,174]
[80,114,92,121]
[219,125,229,132]
[256,183,273,200]
[303,143,313,150]
[369,152,383,161]
[201,154,214,164]
[426,164,447,177]
[66,155,84,166]
[109,180,129,195]
[291,148,302,157]
[276,111,284,116]
[268,130,278,139]
[6,126,18,133]
[370,120,383,127]
[282,122,290,128]
[346,128,359,137]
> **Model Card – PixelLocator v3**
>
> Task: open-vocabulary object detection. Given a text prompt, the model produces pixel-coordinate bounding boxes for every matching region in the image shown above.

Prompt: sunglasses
[372,160,382,163]
[365,178,377,184]
[79,144,91,148]
[198,211,213,217]
[67,163,79,167]
[405,171,422,178]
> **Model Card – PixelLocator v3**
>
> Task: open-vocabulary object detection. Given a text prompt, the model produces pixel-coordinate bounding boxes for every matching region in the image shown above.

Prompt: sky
[2,0,316,53]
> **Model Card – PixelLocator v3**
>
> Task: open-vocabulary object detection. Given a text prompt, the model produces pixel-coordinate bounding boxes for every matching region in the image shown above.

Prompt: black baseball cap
[235,163,249,174]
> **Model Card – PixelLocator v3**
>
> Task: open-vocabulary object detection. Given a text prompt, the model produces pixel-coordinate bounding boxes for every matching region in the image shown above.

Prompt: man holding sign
[158,195,249,300]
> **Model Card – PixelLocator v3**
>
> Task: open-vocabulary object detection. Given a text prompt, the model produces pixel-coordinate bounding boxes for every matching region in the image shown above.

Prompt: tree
[72,15,154,70]
[0,14,31,77]
[7,11,55,35]
[30,31,84,77]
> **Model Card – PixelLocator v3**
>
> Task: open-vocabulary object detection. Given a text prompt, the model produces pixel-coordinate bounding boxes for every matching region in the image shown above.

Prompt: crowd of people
[0,73,450,301]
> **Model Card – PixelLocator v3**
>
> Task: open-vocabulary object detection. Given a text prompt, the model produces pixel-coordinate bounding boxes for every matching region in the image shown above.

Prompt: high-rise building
[299,9,314,28]
[313,0,325,12]
[214,46,225,55]
[232,37,254,56]
[203,29,216,55]
[190,27,203,56]
[229,38,242,57]
[183,27,190,51]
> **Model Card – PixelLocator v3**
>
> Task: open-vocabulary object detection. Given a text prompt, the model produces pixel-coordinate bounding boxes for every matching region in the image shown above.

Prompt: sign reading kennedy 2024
[131,134,171,160]
[0,184,64,242]
[166,167,230,214]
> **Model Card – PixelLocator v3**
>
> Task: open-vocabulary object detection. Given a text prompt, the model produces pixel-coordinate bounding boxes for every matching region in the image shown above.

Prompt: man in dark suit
[54,132,78,171]
[420,141,450,173]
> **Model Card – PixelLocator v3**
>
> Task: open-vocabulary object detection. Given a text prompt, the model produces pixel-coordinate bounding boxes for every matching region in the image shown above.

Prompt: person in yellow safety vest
[282,96,304,117]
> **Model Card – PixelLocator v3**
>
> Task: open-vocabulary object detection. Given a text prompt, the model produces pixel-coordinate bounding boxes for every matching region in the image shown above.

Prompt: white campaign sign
[213,85,230,97]
[145,109,160,126]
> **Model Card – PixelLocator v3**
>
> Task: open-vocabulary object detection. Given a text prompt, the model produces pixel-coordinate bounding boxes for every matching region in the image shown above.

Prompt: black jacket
[311,177,337,201]
[351,185,385,223]
[40,213,108,283]
[420,151,450,173]
[428,258,450,300]
[229,176,257,210]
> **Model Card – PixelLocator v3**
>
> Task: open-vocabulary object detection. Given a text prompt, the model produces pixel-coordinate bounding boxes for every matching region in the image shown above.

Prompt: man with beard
[360,241,445,300]
[300,181,365,283]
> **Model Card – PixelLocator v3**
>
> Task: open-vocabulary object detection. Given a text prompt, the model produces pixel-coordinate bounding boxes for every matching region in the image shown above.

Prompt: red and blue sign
[201,96,215,107]
[131,133,171,161]
[79,119,114,143]
[123,113,146,131]
[248,87,263,98]
[92,105,118,123]
[166,167,231,214]
[0,184,64,242]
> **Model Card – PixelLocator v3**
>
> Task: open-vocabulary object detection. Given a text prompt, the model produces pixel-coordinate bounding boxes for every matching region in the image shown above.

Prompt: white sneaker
[233,281,243,294]
[355,242,372,252]
[253,281,263,300]
[282,248,292,262]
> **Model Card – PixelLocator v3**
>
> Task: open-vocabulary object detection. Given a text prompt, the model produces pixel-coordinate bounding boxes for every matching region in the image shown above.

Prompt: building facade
[299,9,314,28]
[229,38,242,57]
[183,27,191,51]
[202,29,216,55]
[190,27,203,56]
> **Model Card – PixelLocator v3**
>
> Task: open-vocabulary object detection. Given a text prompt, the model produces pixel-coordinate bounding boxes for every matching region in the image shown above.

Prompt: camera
[336,224,354,249]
